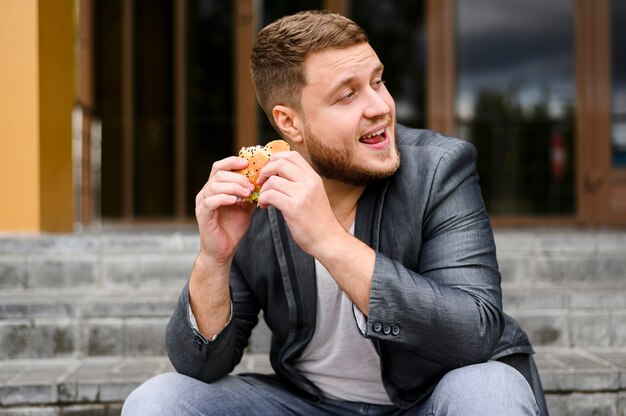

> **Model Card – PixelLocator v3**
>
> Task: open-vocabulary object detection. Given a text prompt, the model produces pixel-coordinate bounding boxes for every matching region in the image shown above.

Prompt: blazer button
[391,325,400,336]
[383,324,391,335]
[373,322,382,333]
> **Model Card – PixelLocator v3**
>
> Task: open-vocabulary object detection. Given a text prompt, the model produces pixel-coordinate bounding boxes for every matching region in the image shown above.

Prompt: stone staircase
[0,229,625,415]
[496,230,626,416]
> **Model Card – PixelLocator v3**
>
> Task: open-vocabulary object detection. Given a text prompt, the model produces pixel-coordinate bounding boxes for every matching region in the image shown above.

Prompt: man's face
[297,43,400,186]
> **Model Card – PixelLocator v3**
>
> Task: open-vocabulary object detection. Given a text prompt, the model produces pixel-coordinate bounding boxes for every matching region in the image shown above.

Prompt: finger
[199,193,240,212]
[196,183,252,208]
[257,188,288,210]
[209,181,253,200]
[268,151,312,171]
[259,174,295,197]
[257,154,307,186]
[198,156,249,204]
[209,156,249,179]
[196,171,254,205]
[212,170,255,188]
[257,185,318,216]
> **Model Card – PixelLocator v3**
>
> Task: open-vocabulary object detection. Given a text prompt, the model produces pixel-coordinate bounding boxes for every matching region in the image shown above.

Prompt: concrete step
[1,284,624,360]
[0,233,199,291]
[495,229,626,287]
[0,354,271,415]
[0,354,271,410]
[1,230,625,291]
[0,348,625,415]
[0,285,626,359]
[1,281,625,359]
[534,347,626,416]
[0,290,176,360]
[503,283,626,349]
[0,289,273,360]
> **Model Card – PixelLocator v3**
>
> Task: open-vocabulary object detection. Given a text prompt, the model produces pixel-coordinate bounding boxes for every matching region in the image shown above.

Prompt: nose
[363,87,393,119]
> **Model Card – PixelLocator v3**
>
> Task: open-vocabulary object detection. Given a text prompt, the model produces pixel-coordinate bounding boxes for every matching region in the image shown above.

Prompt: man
[123,10,547,415]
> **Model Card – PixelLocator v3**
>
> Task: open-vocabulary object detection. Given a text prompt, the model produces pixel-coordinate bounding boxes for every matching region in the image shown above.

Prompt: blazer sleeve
[165,260,260,382]
[365,140,504,368]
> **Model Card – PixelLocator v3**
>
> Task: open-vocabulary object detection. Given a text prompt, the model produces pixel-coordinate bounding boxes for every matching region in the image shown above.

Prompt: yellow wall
[0,0,40,231]
[0,0,74,232]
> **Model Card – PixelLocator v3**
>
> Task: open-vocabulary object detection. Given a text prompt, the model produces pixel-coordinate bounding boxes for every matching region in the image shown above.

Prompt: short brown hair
[251,10,368,129]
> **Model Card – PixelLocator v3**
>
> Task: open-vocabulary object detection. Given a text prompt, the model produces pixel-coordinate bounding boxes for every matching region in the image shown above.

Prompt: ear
[272,105,303,143]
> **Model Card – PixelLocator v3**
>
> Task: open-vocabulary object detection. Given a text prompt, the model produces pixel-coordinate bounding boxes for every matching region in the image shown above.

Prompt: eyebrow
[326,76,356,99]
[326,63,385,99]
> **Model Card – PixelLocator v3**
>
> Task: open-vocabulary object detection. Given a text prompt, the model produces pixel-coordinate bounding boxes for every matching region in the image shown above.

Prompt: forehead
[303,43,382,88]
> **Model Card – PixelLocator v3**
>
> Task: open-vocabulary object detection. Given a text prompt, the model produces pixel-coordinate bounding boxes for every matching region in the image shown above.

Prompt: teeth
[363,128,385,139]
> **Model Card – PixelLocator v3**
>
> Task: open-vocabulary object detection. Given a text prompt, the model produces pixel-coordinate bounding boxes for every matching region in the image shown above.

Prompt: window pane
[456,0,575,216]
[96,0,123,218]
[186,0,234,217]
[351,1,426,128]
[134,0,174,217]
[261,0,322,26]
[612,0,626,167]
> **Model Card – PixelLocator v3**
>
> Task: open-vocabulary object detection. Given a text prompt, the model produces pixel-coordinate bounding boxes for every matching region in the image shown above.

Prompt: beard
[303,122,401,186]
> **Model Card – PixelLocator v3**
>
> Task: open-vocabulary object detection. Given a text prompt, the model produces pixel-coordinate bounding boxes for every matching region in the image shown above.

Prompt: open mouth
[359,128,386,144]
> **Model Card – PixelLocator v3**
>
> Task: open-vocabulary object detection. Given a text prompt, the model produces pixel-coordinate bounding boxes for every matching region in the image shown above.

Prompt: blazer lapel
[268,206,316,360]
[356,179,390,251]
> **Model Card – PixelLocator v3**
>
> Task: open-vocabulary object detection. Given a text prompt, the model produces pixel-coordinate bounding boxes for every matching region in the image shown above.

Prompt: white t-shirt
[293,226,391,404]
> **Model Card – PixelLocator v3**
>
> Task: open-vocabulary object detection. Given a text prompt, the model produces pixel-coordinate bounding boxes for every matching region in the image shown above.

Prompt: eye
[372,79,386,90]
[338,90,356,103]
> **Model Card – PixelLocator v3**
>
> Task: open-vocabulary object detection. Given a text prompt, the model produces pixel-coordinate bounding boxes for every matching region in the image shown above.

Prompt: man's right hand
[195,156,256,266]
[189,156,255,340]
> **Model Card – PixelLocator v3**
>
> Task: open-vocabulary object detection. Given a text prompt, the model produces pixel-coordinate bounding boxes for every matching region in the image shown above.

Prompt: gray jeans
[122,361,541,415]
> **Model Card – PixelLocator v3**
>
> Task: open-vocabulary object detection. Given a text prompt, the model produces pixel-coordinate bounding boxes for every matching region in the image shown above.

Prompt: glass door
[95,0,235,222]
[611,0,626,168]
[601,0,626,223]
[455,0,576,217]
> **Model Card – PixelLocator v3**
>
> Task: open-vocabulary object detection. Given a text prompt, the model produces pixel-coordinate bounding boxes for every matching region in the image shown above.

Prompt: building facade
[1,0,625,232]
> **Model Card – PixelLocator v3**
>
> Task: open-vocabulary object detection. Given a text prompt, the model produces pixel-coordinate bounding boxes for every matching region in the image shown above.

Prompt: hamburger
[234,139,291,203]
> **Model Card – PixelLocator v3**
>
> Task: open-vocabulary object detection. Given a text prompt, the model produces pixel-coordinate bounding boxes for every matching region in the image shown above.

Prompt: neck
[323,179,365,231]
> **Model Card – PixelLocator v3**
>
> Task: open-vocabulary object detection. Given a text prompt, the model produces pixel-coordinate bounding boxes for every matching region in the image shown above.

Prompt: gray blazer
[166,125,545,411]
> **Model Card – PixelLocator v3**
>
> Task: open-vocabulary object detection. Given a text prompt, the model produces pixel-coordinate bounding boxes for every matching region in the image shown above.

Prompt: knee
[430,361,540,415]
[440,361,529,395]
[122,373,189,416]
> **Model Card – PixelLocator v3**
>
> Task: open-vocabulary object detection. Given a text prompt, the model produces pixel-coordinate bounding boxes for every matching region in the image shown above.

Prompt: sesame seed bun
[234,139,290,202]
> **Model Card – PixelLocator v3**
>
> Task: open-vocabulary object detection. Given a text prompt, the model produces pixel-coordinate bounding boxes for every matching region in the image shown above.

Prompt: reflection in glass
[612,0,626,167]
[456,0,575,215]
